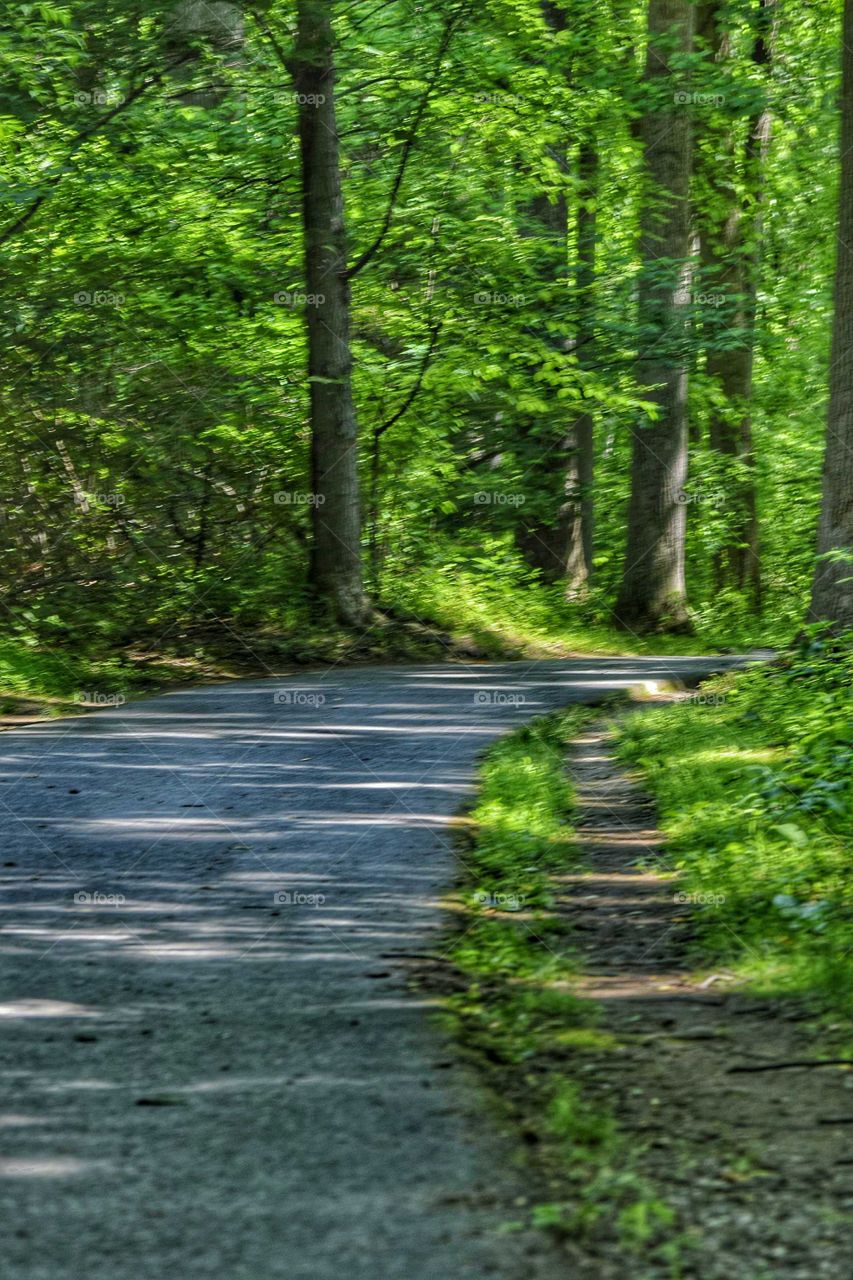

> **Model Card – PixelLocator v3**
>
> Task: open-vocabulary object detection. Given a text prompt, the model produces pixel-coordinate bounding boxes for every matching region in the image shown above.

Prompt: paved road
[0,657,742,1279]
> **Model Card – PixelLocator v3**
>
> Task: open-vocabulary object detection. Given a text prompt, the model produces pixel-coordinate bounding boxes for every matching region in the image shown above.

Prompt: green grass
[617,630,853,1013]
[0,641,145,716]
[443,708,685,1265]
[0,638,236,719]
[388,567,720,657]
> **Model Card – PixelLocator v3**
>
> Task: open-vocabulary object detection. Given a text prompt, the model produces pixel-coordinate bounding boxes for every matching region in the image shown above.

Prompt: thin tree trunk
[614,0,694,633]
[515,0,596,588]
[293,0,366,626]
[513,168,573,581]
[809,0,853,631]
[697,0,774,607]
[565,139,597,596]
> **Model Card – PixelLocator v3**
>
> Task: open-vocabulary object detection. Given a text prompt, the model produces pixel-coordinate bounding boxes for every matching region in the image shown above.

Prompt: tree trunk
[514,0,594,589]
[809,0,853,631]
[294,0,367,627]
[513,168,573,582]
[696,0,775,607]
[565,139,597,596]
[614,0,694,633]
[513,0,574,583]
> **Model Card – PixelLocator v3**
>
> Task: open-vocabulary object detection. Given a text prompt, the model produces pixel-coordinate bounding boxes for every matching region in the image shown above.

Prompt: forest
[0,0,850,695]
[1,3,852,1279]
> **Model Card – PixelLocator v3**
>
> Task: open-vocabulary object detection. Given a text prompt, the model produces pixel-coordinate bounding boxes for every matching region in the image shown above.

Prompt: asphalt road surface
[0,657,743,1279]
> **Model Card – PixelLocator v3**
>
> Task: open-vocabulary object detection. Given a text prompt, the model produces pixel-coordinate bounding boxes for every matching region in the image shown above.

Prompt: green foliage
[0,0,843,663]
[618,630,853,1008]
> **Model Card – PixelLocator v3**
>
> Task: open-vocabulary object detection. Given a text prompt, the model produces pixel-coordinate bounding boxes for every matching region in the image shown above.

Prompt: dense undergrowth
[618,631,853,1013]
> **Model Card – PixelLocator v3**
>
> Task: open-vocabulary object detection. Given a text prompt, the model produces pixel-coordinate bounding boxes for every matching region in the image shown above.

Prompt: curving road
[0,657,742,1279]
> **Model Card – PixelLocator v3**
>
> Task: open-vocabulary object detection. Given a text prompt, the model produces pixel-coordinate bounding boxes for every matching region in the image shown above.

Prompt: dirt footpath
[559,714,853,1280]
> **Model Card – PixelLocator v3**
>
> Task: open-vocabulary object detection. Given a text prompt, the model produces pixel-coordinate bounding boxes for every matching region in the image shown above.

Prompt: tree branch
[0,51,197,248]
[375,323,443,440]
[346,14,460,280]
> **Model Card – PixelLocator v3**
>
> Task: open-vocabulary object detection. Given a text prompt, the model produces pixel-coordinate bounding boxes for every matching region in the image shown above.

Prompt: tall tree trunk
[565,139,597,596]
[614,0,694,633]
[809,0,853,631]
[696,0,775,608]
[513,169,573,581]
[514,0,575,583]
[515,0,594,589]
[293,0,366,626]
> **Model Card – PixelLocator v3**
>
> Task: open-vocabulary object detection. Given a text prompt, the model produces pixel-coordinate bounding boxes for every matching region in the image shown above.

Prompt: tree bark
[565,139,597,596]
[293,0,367,626]
[513,168,573,581]
[809,0,853,631]
[514,0,594,590]
[614,0,694,633]
[696,0,775,607]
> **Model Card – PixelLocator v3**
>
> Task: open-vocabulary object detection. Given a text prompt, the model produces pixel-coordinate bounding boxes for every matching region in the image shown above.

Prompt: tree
[514,0,595,594]
[809,0,853,632]
[614,0,695,632]
[565,138,597,595]
[695,0,776,607]
[290,0,367,627]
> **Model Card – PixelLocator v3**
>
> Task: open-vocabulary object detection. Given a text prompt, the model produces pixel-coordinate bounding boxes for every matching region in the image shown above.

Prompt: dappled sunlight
[0,999,103,1019]
[0,656,757,1270]
[0,1157,112,1179]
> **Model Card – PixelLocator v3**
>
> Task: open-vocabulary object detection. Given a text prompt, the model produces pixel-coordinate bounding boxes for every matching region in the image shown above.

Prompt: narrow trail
[560,712,853,1280]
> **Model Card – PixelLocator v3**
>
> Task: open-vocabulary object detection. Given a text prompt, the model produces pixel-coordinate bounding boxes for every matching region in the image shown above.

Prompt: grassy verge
[0,641,170,719]
[0,610,495,722]
[389,570,719,658]
[442,708,686,1266]
[617,631,853,1014]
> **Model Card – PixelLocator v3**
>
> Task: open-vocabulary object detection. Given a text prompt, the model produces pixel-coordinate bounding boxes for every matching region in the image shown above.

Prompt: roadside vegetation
[618,630,853,1014]
[443,708,686,1267]
[442,633,853,1267]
